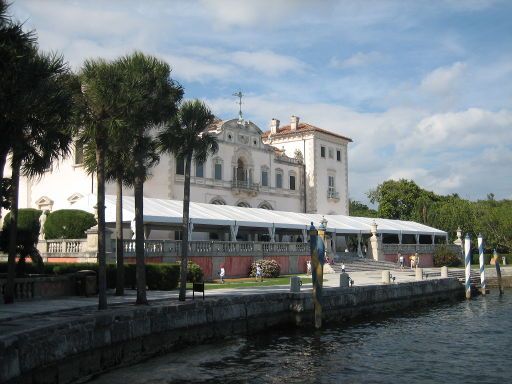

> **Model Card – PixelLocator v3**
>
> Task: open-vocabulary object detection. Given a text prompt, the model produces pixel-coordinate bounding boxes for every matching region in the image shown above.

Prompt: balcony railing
[231,180,259,192]
[327,189,339,199]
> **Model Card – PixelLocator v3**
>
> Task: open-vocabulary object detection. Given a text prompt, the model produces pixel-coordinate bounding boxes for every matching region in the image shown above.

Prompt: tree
[158,100,218,301]
[2,49,74,303]
[116,52,183,304]
[77,58,124,309]
[349,199,378,218]
[367,179,426,220]
[0,0,36,216]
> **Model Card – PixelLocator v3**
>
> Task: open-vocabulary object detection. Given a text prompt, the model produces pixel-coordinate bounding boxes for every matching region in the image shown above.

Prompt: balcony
[231,180,259,196]
[327,188,340,200]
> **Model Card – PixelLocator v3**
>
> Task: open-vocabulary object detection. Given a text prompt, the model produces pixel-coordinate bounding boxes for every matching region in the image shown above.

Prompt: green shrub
[1,208,44,274]
[434,245,462,267]
[44,209,96,239]
[187,261,204,282]
[249,259,281,278]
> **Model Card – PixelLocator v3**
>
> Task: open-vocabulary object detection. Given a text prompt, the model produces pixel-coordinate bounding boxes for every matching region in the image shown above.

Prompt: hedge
[0,208,44,274]
[44,209,96,239]
[433,244,462,267]
[0,261,203,291]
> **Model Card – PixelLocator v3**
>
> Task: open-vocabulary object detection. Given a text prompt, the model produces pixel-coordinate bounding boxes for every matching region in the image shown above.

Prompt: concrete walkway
[1,266,510,324]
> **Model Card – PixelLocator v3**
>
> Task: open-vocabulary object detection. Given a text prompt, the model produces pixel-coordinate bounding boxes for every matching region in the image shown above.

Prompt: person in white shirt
[219,266,225,283]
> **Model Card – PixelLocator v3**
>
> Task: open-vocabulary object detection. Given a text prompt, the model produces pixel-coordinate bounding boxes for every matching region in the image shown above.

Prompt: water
[89,291,512,384]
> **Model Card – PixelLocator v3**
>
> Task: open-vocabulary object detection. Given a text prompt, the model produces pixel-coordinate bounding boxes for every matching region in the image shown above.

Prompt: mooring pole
[309,219,325,329]
[464,234,471,299]
[478,234,486,295]
[494,249,504,295]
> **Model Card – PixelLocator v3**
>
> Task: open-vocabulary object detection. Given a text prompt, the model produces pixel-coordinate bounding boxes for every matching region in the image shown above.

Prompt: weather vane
[232,90,243,122]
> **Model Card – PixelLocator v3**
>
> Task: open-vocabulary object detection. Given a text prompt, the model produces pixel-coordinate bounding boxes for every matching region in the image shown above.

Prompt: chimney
[290,115,300,131]
[270,118,280,134]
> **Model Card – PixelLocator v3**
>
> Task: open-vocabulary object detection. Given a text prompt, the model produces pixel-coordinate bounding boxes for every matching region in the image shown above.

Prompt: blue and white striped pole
[478,234,486,295]
[464,234,471,299]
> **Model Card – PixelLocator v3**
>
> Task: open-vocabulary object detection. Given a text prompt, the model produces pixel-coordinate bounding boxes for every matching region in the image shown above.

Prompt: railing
[327,189,339,199]
[45,239,87,253]
[120,240,309,257]
[231,180,260,192]
[382,244,462,255]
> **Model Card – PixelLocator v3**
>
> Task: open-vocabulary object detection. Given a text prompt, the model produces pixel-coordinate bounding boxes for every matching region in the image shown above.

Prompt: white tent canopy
[73,194,447,236]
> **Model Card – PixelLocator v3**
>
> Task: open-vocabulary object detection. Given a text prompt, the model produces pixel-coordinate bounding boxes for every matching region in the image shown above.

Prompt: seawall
[0,278,463,384]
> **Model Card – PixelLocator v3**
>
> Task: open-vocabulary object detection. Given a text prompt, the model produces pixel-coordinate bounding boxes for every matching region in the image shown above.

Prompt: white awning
[72,194,447,236]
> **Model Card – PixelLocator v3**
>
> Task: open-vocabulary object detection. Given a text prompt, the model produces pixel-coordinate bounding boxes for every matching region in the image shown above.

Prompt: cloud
[420,62,466,95]
[329,51,384,69]
[229,50,306,76]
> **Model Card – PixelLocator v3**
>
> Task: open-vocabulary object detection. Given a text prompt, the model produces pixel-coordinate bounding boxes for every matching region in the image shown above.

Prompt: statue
[39,210,48,240]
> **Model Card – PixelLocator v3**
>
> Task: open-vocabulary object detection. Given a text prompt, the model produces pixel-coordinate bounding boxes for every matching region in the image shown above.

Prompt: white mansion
[14,114,352,226]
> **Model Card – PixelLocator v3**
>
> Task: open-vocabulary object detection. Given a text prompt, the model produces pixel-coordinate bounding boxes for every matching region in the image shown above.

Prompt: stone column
[369,221,382,261]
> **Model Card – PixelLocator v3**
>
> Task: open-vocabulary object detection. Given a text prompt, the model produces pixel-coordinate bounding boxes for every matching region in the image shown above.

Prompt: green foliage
[0,208,43,274]
[187,261,204,282]
[349,200,378,217]
[44,209,96,239]
[249,259,281,278]
[433,244,462,267]
[0,262,184,290]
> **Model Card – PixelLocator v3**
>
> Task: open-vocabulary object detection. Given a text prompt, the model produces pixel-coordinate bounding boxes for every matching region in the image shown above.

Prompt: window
[176,157,185,175]
[276,172,283,189]
[320,146,326,158]
[289,175,296,190]
[328,175,335,188]
[337,150,341,161]
[214,162,222,180]
[261,169,268,187]
[74,142,84,165]
[196,162,204,178]
[328,148,334,159]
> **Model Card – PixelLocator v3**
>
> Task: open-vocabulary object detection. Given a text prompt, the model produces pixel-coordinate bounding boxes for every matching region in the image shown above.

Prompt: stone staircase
[331,255,399,273]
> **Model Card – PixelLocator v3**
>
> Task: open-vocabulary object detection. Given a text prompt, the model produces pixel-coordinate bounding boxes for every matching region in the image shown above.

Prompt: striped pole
[464,234,471,299]
[478,234,486,295]
[494,249,504,295]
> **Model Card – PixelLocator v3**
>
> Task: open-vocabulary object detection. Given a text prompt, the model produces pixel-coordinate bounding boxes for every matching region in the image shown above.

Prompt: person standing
[306,260,312,276]
[398,253,404,270]
[256,264,262,282]
[219,266,225,284]
[341,263,346,273]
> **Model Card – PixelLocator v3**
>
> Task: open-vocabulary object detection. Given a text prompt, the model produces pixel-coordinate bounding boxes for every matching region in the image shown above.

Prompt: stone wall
[0,279,463,384]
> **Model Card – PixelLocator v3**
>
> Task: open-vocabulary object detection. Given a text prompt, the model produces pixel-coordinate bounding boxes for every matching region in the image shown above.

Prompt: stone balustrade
[382,243,461,255]
[43,239,87,253]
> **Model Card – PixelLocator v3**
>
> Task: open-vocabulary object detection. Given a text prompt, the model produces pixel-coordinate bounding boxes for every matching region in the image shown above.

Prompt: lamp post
[310,217,326,329]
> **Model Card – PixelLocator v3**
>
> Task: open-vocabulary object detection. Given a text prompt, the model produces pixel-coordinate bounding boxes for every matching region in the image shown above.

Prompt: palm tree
[158,100,218,301]
[77,58,124,309]
[0,0,37,216]
[2,50,74,304]
[115,52,183,305]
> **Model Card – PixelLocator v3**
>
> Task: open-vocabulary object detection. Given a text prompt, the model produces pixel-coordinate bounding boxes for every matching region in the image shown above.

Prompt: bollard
[340,272,350,288]
[290,276,301,293]
[495,250,504,295]
[464,234,471,299]
[382,270,390,284]
[441,266,448,278]
[415,267,423,281]
[478,234,486,295]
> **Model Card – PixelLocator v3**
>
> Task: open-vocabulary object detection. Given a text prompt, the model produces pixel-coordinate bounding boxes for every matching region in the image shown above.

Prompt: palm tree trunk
[3,153,20,304]
[0,145,9,218]
[115,176,124,296]
[96,141,107,310]
[134,165,147,305]
[178,153,192,301]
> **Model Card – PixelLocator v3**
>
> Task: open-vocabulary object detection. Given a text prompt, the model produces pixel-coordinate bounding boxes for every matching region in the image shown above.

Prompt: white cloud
[420,62,466,95]
[329,51,384,69]
[229,50,306,76]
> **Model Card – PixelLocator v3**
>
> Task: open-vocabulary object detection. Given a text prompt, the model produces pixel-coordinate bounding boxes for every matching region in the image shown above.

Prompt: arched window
[210,198,226,205]
[236,201,251,208]
[261,166,269,187]
[258,202,273,210]
[275,168,283,189]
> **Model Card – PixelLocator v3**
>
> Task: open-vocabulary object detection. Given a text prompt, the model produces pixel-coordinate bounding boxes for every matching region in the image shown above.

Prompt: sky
[9,0,512,204]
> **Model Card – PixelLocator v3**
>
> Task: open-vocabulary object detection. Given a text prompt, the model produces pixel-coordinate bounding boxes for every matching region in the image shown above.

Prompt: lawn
[186,275,313,290]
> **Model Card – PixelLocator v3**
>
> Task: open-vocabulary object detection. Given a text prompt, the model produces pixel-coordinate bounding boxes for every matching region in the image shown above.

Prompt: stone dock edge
[1,278,464,384]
